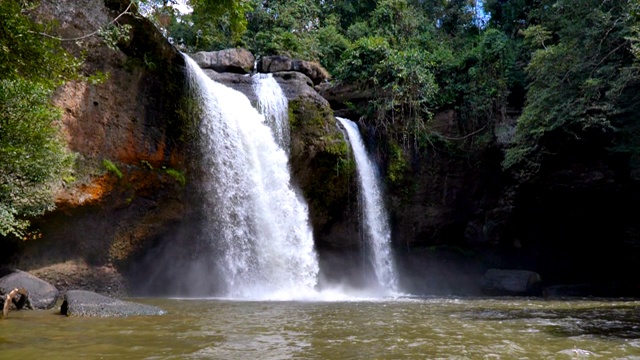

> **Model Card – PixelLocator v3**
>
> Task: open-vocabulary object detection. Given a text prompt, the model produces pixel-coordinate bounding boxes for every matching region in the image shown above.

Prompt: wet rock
[272,72,318,102]
[258,56,329,85]
[480,269,542,296]
[191,48,255,74]
[0,269,59,309]
[61,290,165,317]
[202,70,328,114]
[202,69,256,103]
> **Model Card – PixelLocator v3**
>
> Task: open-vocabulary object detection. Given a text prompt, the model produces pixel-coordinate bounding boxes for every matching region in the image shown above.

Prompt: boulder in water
[190,48,255,74]
[0,269,59,309]
[480,269,542,296]
[61,290,165,317]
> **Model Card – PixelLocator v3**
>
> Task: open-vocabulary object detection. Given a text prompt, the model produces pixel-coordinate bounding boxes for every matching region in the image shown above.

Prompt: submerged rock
[480,269,542,296]
[61,290,165,317]
[0,269,59,309]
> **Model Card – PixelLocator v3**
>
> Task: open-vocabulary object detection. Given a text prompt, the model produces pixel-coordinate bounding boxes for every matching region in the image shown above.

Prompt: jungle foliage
[4,0,640,235]
[141,0,640,182]
[145,1,509,148]
[0,0,79,238]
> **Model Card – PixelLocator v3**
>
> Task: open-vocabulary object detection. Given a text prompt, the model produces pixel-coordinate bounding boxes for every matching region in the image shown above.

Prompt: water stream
[185,55,318,299]
[252,73,290,152]
[337,117,398,293]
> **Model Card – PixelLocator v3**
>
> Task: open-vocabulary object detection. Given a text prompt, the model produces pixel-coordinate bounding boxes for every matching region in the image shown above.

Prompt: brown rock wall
[5,0,192,295]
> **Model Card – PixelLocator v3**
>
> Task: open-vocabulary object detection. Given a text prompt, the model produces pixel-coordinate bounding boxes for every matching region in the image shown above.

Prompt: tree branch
[436,124,488,141]
[2,287,31,319]
[29,1,134,42]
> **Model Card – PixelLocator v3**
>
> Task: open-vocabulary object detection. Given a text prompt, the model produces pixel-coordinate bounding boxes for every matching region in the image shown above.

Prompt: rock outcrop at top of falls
[188,50,330,85]
[190,48,256,74]
[257,56,330,85]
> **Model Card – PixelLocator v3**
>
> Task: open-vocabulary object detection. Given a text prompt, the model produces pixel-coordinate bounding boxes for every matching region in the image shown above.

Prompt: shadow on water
[458,300,640,339]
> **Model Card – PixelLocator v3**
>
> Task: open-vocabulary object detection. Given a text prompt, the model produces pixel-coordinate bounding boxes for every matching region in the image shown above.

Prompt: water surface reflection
[1,297,639,359]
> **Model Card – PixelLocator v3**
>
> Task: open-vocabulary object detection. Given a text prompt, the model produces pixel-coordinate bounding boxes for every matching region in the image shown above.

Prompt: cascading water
[184,54,319,299]
[252,73,290,152]
[336,117,399,293]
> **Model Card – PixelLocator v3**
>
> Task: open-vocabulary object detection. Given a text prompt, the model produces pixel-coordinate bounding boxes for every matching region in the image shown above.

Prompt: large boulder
[191,48,255,74]
[202,69,256,102]
[480,269,542,296]
[258,56,330,85]
[202,69,320,107]
[61,290,165,317]
[0,269,59,309]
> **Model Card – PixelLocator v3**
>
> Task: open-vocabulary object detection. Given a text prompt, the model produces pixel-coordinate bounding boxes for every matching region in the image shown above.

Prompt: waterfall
[336,117,398,293]
[252,73,290,152]
[184,55,318,299]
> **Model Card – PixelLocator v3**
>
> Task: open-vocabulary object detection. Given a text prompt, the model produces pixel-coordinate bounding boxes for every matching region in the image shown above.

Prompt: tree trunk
[1,288,33,318]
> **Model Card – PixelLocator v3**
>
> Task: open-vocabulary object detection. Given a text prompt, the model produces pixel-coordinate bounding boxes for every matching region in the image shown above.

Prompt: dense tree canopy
[4,0,640,235]
[503,0,640,177]
[0,0,80,238]
[150,0,639,181]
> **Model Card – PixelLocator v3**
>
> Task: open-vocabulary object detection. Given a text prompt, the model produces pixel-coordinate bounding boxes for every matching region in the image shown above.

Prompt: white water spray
[337,117,399,293]
[252,73,290,152]
[184,55,318,299]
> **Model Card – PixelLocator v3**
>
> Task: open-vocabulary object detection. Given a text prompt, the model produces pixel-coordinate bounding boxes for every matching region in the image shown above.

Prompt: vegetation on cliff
[0,0,192,240]
[502,0,640,179]
[146,0,640,180]
[0,0,80,238]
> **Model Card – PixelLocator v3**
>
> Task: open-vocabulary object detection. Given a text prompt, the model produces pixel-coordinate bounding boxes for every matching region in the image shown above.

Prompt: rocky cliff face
[3,1,355,294]
[321,81,640,296]
[4,0,193,295]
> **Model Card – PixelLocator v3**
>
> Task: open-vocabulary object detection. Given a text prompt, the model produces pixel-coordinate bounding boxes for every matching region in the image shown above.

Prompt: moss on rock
[288,95,359,249]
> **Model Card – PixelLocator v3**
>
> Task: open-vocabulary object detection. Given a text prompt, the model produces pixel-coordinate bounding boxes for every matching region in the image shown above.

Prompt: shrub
[103,159,123,179]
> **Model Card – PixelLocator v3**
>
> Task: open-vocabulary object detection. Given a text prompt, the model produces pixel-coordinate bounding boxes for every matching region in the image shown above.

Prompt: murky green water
[2,297,640,359]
